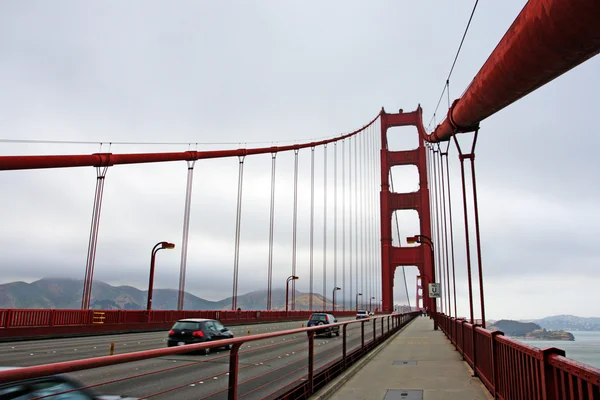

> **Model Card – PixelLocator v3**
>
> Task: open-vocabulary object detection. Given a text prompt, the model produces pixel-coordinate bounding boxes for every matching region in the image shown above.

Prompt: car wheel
[228,344,233,350]
[336,330,340,337]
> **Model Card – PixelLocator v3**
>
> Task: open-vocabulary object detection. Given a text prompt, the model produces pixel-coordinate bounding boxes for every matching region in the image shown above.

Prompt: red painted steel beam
[427,0,600,142]
[0,113,381,171]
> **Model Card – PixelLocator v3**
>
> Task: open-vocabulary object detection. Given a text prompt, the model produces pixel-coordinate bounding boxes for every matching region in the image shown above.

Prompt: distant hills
[489,320,574,341]
[534,315,600,332]
[0,278,335,311]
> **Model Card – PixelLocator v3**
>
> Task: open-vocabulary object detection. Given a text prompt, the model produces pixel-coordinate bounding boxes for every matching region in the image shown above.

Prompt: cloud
[1,1,599,321]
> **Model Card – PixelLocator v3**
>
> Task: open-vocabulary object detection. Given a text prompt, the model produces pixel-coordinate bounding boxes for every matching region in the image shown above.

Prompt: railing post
[361,321,365,353]
[490,330,504,399]
[461,319,467,359]
[228,343,242,400]
[342,324,347,369]
[372,318,376,343]
[308,331,315,394]
[472,324,480,377]
[380,317,384,338]
[539,347,566,400]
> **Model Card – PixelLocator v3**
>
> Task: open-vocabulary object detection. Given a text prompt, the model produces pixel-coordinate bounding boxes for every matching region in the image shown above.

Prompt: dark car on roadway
[356,310,369,319]
[0,367,137,399]
[167,318,234,354]
[306,313,340,337]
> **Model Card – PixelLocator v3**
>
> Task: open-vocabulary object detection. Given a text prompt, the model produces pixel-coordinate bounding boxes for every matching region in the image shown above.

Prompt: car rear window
[172,321,202,330]
[310,314,328,322]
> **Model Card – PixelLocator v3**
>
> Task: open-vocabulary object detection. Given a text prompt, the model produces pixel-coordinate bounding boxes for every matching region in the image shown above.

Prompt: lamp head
[161,242,176,249]
[406,236,420,244]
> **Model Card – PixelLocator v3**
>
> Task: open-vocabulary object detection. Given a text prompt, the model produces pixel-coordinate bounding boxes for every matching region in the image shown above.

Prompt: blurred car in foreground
[167,318,234,354]
[0,368,137,399]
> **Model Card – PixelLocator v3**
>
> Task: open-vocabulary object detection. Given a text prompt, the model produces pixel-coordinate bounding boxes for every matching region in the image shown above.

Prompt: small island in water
[488,320,574,341]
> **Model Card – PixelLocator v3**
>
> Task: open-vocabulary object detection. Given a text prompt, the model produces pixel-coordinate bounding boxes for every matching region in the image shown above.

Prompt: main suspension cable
[427,0,480,130]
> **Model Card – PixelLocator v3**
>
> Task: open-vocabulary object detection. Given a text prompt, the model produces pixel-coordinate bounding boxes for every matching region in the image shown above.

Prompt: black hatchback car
[167,318,234,354]
[306,313,340,337]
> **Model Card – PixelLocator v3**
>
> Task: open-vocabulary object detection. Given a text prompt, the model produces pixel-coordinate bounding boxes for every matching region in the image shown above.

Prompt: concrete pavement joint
[310,319,416,400]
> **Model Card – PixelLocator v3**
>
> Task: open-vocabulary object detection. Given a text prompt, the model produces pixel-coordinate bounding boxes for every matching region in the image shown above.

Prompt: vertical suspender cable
[354,134,359,308]
[322,144,328,311]
[82,164,109,309]
[231,155,245,311]
[426,145,435,312]
[334,143,338,306]
[365,126,375,308]
[177,160,196,311]
[342,140,346,310]
[453,134,475,324]
[440,149,452,317]
[433,148,444,314]
[436,146,448,316]
[359,131,365,300]
[445,151,458,318]
[291,149,299,310]
[267,153,277,310]
[349,137,354,310]
[309,147,315,311]
[354,134,364,304]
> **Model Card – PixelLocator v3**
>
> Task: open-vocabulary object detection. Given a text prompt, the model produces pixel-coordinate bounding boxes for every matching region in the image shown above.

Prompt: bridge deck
[314,315,491,400]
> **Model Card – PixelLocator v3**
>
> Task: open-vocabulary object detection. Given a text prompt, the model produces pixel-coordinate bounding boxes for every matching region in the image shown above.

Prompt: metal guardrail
[435,313,600,400]
[0,309,358,328]
[0,309,359,340]
[0,312,419,399]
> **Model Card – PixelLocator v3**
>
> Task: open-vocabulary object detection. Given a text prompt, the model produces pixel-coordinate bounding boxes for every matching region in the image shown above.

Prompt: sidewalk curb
[310,318,417,400]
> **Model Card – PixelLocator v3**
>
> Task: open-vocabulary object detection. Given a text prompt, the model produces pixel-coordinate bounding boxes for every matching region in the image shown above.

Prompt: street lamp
[332,287,341,313]
[355,293,362,312]
[147,241,175,311]
[285,276,299,313]
[370,296,375,313]
[407,234,439,330]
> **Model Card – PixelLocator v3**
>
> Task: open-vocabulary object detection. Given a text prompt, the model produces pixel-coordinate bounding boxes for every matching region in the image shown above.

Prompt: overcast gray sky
[1,1,598,321]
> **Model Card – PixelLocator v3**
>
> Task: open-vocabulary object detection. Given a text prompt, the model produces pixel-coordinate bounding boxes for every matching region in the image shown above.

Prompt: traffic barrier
[0,309,359,340]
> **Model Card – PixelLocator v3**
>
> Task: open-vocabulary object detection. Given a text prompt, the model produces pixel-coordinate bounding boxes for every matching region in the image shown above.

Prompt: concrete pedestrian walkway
[311,315,492,400]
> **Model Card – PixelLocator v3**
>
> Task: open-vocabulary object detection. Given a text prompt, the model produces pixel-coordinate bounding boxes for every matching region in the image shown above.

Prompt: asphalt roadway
[0,317,386,399]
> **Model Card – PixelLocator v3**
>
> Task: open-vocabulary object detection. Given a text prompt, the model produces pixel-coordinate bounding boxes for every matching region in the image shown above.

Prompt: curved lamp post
[147,241,175,311]
[285,276,299,313]
[332,287,341,313]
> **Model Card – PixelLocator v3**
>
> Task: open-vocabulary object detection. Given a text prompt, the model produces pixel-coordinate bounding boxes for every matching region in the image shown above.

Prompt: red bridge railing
[436,313,600,399]
[0,308,358,340]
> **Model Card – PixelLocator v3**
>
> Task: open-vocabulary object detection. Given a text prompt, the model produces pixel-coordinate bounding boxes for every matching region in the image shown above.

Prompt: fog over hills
[0,278,339,311]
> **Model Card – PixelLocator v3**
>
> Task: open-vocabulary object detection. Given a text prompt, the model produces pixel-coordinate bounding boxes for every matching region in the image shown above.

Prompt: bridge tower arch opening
[380,107,435,317]
[390,209,420,312]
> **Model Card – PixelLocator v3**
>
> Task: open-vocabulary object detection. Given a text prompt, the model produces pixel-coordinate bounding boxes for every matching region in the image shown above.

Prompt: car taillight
[192,330,204,337]
[168,330,175,336]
